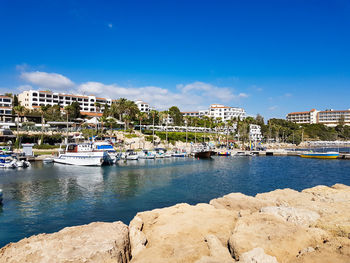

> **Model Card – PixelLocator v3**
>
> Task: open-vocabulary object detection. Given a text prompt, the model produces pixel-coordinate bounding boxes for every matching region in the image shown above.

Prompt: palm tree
[159,111,169,144]
[13,105,26,148]
[150,110,158,145]
[39,105,48,145]
[136,112,148,133]
[123,100,139,130]
[94,102,101,113]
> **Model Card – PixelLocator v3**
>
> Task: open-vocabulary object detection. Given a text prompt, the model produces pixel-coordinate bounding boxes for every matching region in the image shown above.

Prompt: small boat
[234,151,253,156]
[93,141,119,163]
[300,151,339,159]
[54,144,113,166]
[43,157,54,163]
[0,156,17,168]
[218,151,230,156]
[138,150,156,159]
[194,151,214,159]
[15,160,31,168]
[121,150,139,160]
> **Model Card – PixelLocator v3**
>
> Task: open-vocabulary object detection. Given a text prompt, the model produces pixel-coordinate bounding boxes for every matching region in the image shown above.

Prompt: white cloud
[284,93,292,97]
[108,23,113,28]
[268,105,278,111]
[18,84,32,91]
[18,70,249,111]
[20,71,74,90]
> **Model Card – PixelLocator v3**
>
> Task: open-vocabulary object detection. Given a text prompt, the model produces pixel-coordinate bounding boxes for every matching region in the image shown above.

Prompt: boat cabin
[66,144,93,153]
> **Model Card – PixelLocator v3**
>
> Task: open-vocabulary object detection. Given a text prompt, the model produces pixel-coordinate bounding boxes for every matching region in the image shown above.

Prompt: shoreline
[1,183,349,262]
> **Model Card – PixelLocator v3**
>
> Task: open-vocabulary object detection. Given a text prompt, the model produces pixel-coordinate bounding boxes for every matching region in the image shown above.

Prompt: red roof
[81,111,103,117]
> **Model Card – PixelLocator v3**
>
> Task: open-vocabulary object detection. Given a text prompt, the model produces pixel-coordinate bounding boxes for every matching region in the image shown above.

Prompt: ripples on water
[0,156,350,247]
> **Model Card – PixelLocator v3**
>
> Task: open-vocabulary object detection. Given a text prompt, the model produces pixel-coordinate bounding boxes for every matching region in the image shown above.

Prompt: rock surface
[1,184,350,263]
[0,221,130,263]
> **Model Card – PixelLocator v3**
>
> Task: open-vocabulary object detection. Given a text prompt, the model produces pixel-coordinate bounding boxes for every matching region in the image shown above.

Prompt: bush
[33,144,61,149]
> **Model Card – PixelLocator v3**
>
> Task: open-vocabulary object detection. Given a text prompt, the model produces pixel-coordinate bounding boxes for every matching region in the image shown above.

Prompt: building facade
[286,108,350,126]
[135,100,150,113]
[182,104,246,122]
[249,124,263,141]
[0,95,13,122]
[18,90,111,116]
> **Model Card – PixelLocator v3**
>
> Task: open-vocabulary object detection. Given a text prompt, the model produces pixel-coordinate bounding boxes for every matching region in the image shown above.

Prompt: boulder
[0,221,130,263]
[238,247,278,263]
[228,213,326,263]
[130,203,237,263]
[210,193,274,214]
[260,206,320,227]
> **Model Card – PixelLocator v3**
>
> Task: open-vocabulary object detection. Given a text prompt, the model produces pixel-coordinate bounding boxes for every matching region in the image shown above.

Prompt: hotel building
[182,104,246,122]
[286,109,318,124]
[135,100,150,113]
[249,124,263,141]
[18,90,112,116]
[0,95,13,122]
[286,109,350,126]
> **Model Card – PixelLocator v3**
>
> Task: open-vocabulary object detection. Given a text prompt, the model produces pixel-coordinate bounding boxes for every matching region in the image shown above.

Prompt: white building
[286,108,350,127]
[135,100,150,113]
[249,124,263,141]
[207,104,246,122]
[182,104,246,122]
[317,109,350,127]
[18,90,112,116]
[286,109,318,124]
[0,95,13,122]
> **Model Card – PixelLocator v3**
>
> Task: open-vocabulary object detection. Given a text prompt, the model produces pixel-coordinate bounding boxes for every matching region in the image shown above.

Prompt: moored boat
[300,151,339,159]
[218,152,230,156]
[54,144,112,166]
[93,141,119,163]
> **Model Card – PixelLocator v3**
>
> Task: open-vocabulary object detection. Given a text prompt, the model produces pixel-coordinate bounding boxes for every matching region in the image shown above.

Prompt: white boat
[16,160,31,168]
[93,141,119,163]
[0,156,17,168]
[54,144,112,166]
[121,150,139,160]
[43,157,54,163]
[138,150,156,159]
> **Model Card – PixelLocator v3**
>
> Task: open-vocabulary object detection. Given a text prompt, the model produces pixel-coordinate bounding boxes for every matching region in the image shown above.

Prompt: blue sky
[0,0,349,119]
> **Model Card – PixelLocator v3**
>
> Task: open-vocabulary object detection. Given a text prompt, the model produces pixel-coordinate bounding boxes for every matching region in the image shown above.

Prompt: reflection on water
[1,156,350,247]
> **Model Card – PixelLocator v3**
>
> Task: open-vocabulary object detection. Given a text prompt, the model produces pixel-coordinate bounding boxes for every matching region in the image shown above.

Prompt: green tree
[168,106,183,126]
[13,105,27,147]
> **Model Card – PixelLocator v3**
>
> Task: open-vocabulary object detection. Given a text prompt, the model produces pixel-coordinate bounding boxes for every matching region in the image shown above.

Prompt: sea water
[0,156,350,247]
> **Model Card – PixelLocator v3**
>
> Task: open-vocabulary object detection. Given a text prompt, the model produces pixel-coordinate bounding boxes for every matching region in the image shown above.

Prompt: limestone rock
[130,203,237,263]
[238,247,278,263]
[129,215,147,258]
[0,221,130,263]
[228,213,325,263]
[210,193,274,214]
[260,206,320,227]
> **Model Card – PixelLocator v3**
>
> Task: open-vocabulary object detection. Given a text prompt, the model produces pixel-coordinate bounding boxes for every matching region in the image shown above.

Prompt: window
[39,94,45,97]
[46,94,52,98]
[59,96,63,99]
[33,93,38,96]
[3,99,10,103]
[53,95,58,98]
[33,98,38,101]
[78,98,82,101]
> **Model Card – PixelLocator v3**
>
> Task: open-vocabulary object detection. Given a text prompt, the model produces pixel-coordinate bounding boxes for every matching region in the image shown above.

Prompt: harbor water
[1,156,350,247]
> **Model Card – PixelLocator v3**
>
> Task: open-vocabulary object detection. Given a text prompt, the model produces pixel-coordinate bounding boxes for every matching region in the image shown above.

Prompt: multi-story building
[249,124,263,141]
[135,100,150,113]
[0,95,13,122]
[207,104,246,122]
[182,104,246,122]
[286,108,350,126]
[18,90,112,116]
[317,109,350,126]
[286,109,318,124]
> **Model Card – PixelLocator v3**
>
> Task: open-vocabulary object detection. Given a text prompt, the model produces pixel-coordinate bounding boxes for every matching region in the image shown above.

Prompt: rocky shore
[1,184,349,263]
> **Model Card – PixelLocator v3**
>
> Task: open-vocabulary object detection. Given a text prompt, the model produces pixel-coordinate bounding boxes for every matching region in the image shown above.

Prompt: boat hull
[54,152,108,166]
[300,153,339,159]
[194,151,213,159]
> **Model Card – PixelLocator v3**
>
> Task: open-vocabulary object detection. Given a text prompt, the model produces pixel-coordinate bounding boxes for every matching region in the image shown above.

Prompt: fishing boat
[54,143,113,166]
[299,151,339,159]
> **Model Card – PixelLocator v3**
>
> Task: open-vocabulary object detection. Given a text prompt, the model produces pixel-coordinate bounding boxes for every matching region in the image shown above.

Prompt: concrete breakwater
[1,184,349,263]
